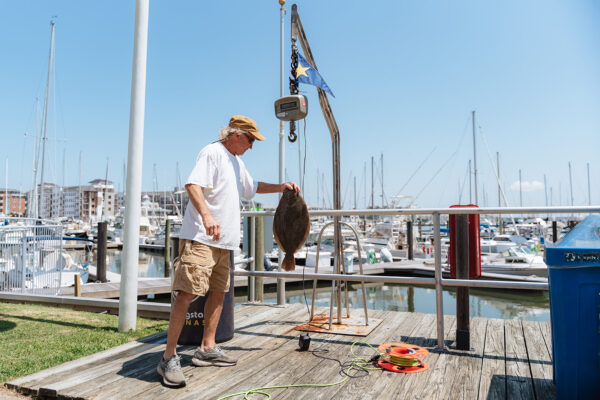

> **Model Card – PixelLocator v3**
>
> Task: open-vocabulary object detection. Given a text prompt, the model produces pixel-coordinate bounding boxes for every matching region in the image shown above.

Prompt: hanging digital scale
[274,94,308,121]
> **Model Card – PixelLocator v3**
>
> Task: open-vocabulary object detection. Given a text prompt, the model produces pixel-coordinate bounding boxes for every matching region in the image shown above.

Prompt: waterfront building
[0,189,27,216]
[30,179,116,221]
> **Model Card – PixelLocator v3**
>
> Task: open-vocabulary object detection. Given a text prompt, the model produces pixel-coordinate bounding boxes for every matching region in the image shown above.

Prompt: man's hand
[202,213,220,241]
[282,182,300,193]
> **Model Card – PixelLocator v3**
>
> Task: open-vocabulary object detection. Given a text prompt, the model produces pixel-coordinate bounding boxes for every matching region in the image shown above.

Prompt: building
[0,189,27,216]
[30,179,116,221]
[63,179,116,221]
[29,182,61,219]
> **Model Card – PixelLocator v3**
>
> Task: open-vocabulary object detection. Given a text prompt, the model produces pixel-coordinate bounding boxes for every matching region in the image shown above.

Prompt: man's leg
[163,291,195,359]
[200,290,225,351]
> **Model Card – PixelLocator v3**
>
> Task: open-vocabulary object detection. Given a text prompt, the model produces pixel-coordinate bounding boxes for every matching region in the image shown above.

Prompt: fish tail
[282,253,296,271]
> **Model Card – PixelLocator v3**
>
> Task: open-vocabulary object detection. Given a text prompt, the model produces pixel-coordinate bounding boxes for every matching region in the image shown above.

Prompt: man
[157,115,299,387]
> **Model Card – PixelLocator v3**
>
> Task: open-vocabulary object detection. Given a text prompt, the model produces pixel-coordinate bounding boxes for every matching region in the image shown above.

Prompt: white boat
[481,246,547,277]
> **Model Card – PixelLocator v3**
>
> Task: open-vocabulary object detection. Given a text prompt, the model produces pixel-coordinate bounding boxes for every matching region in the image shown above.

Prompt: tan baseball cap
[229,115,266,141]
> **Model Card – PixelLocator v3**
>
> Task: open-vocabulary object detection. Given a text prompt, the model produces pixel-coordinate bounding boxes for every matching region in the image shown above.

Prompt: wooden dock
[60,260,545,299]
[6,303,555,399]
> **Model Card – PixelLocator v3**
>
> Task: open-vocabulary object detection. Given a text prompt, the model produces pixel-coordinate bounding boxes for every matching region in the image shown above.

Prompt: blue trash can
[545,215,600,399]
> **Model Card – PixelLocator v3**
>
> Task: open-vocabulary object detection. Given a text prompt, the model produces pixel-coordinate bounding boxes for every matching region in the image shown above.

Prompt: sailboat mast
[29,98,40,218]
[496,152,502,233]
[39,20,56,218]
[544,174,548,206]
[587,162,591,206]
[104,158,109,220]
[353,176,356,209]
[468,160,472,203]
[472,110,478,205]
[78,151,82,219]
[371,156,374,208]
[380,153,384,207]
[4,158,7,215]
[519,169,522,207]
[568,162,574,206]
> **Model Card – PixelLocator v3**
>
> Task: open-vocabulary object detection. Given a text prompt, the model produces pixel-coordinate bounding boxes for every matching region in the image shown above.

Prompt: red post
[449,204,481,279]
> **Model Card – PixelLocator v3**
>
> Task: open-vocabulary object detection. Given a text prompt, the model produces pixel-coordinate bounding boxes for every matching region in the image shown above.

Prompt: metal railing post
[433,212,446,350]
[249,216,256,302]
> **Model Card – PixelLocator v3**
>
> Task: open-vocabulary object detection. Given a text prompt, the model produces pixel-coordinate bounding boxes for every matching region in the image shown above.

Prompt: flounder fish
[273,188,310,271]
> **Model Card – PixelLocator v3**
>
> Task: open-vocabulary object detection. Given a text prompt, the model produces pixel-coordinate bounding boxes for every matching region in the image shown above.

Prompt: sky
[1,1,599,209]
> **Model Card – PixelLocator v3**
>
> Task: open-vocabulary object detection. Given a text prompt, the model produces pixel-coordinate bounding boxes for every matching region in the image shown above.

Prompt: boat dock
[60,260,546,299]
[6,302,555,399]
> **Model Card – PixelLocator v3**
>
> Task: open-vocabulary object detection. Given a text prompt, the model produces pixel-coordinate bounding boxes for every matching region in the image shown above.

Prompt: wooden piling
[552,221,558,243]
[97,222,107,283]
[407,220,413,260]
[74,273,81,297]
[164,219,171,277]
[455,214,470,350]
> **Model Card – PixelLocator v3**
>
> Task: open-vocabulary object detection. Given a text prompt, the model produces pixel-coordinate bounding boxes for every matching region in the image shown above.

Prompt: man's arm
[256,182,300,194]
[185,183,220,241]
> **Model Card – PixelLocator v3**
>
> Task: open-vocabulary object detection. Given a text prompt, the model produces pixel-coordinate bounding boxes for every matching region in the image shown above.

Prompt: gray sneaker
[157,354,186,387]
[192,346,237,367]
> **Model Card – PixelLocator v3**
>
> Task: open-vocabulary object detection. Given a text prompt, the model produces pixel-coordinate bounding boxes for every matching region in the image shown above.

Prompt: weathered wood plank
[522,320,555,399]
[349,312,431,400]
[373,314,456,400]
[416,316,486,400]
[5,302,557,400]
[6,330,167,393]
[199,309,395,400]
[23,303,300,399]
[24,303,272,393]
[505,319,535,399]
[278,310,419,400]
[538,320,553,357]
[477,318,506,400]
[113,304,311,400]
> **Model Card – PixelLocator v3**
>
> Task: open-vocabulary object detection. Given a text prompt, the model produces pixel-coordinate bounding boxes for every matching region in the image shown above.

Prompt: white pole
[277,0,286,306]
[79,151,82,219]
[472,110,478,205]
[587,162,591,206]
[380,153,384,207]
[519,169,523,207]
[119,0,149,332]
[468,160,472,204]
[39,20,56,219]
[568,162,574,206]
[4,158,8,215]
[29,98,40,218]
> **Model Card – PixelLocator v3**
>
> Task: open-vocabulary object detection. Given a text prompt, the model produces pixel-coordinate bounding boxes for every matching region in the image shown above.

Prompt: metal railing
[0,218,64,295]
[240,205,600,349]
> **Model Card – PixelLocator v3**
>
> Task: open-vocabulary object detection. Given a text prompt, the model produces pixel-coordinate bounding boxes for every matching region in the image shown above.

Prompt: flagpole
[277,0,286,306]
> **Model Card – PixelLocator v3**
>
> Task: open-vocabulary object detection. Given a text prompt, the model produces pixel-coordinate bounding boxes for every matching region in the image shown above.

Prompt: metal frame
[310,220,369,330]
[241,205,599,349]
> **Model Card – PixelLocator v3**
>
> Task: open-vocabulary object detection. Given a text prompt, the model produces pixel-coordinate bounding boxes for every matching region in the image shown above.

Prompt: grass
[0,302,169,383]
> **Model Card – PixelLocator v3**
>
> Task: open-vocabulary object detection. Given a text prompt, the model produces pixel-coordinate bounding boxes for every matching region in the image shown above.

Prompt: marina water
[70,249,550,322]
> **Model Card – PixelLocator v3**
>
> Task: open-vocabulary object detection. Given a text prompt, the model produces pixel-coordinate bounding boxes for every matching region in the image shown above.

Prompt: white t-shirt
[179,142,257,250]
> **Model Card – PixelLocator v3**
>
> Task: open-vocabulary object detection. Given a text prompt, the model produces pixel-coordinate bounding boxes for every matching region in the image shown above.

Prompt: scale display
[274,95,308,121]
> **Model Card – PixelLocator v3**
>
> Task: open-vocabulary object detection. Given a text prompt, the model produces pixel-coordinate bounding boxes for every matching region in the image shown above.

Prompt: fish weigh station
[7,2,600,399]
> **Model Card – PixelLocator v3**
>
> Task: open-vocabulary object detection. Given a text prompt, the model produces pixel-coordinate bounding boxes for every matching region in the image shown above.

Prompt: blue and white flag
[295,53,335,98]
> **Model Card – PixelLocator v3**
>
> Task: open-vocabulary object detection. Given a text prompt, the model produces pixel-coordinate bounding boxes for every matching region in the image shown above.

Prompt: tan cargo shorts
[172,239,231,296]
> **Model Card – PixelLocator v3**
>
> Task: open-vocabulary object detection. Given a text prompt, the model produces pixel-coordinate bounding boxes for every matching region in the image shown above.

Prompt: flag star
[295,61,310,78]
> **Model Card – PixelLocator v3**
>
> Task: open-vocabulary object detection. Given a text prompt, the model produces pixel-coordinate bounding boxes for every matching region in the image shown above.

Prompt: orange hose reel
[377,342,430,373]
